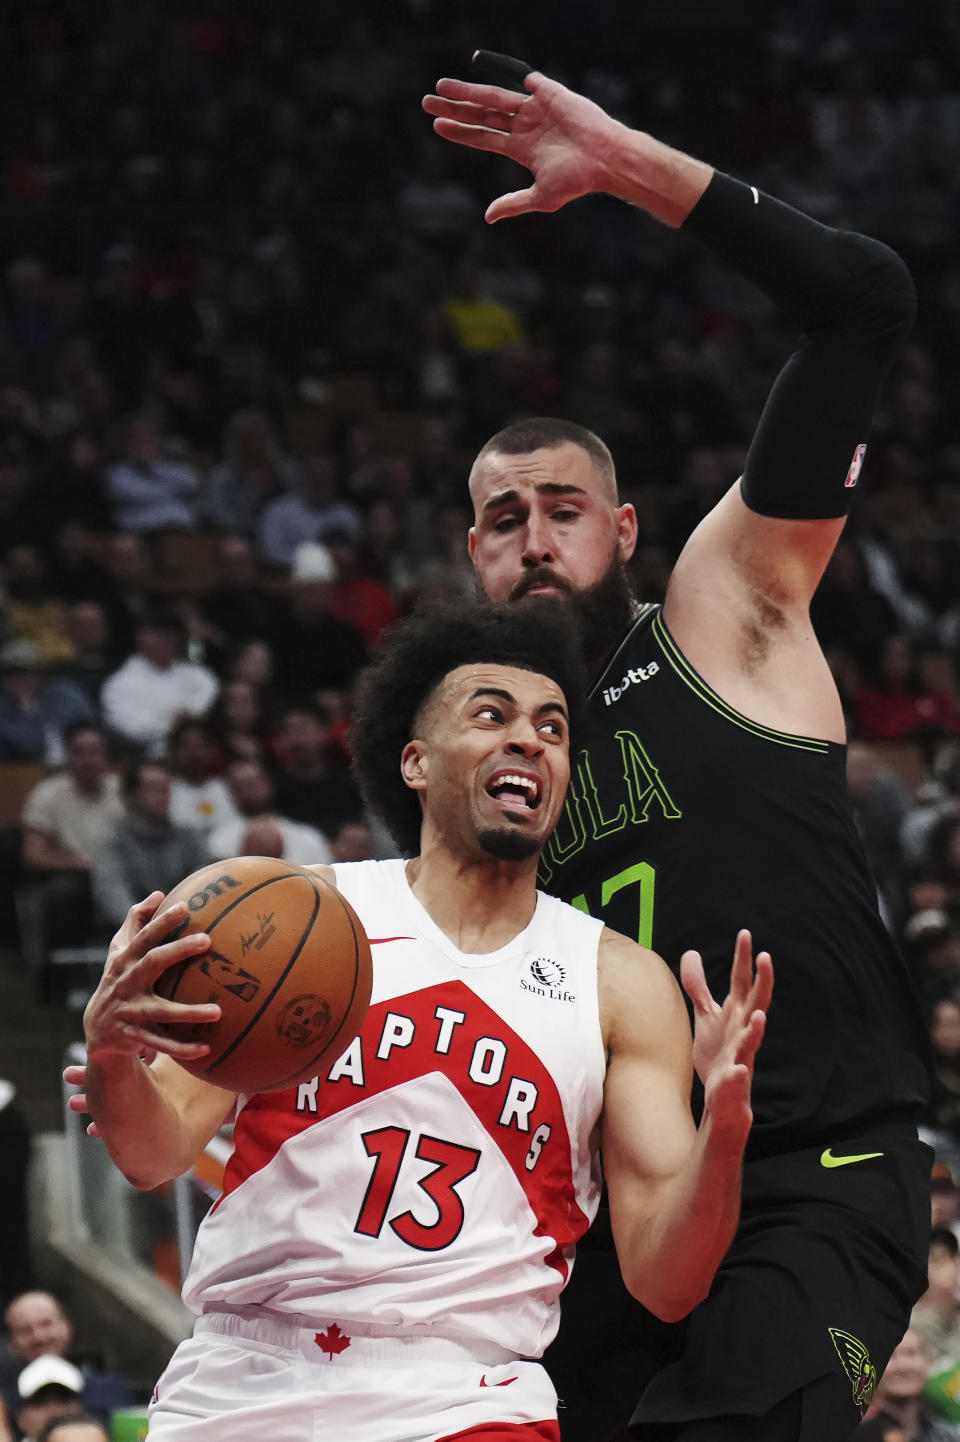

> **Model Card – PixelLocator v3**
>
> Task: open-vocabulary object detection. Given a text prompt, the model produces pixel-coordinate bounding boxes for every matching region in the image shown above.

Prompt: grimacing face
[468,442,637,603]
[401,663,571,863]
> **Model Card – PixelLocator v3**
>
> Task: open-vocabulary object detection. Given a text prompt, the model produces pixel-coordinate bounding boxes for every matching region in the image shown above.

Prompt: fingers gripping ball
[154,857,372,1093]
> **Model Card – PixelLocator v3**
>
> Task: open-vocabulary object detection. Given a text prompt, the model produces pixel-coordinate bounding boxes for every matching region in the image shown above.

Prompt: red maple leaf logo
[315,1322,351,1359]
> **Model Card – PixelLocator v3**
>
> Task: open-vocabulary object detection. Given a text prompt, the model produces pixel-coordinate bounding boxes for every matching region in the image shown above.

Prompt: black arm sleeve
[684,172,916,519]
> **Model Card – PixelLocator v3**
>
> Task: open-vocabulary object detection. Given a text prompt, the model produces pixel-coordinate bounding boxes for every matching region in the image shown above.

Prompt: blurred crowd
[5,0,960,1433]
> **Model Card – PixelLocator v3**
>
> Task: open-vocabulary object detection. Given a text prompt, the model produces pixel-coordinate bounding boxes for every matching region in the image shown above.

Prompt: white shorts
[147,1310,560,1442]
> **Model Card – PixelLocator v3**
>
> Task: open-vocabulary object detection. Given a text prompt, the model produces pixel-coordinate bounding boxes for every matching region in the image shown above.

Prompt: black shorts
[545,1128,931,1442]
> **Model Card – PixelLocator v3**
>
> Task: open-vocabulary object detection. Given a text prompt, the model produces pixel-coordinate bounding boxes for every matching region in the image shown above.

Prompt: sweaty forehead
[468,443,615,514]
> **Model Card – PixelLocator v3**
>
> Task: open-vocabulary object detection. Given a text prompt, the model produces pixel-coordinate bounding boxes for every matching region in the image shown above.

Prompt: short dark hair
[471,417,617,500]
[350,598,585,855]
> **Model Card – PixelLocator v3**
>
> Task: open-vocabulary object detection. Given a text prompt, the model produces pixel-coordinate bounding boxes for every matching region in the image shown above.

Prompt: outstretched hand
[422,54,622,224]
[681,930,772,1139]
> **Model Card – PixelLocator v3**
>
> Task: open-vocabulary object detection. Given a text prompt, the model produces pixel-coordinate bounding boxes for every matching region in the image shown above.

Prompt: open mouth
[485,771,542,815]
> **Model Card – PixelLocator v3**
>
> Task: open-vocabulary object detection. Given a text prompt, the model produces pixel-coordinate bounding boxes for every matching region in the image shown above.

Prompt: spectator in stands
[256,451,360,570]
[104,414,198,534]
[100,611,218,757]
[329,817,376,863]
[272,542,367,696]
[20,721,122,942]
[224,639,276,693]
[927,997,960,1143]
[931,1166,960,1242]
[0,640,93,765]
[913,1228,960,1371]
[166,717,238,834]
[198,408,296,537]
[271,703,361,837]
[95,535,154,662]
[325,527,399,646]
[36,1415,110,1442]
[2,546,73,664]
[50,604,114,715]
[0,1292,133,1429]
[856,636,960,744]
[91,760,208,928]
[197,535,285,660]
[207,757,331,866]
[206,678,272,767]
[859,1327,960,1441]
[12,1358,84,1442]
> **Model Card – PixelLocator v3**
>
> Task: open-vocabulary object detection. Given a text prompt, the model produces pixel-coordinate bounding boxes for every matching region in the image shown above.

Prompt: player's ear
[401,740,429,792]
[615,502,638,563]
[467,525,478,562]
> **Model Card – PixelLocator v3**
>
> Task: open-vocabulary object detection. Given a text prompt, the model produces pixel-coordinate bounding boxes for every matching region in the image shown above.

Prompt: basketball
[153,856,372,1093]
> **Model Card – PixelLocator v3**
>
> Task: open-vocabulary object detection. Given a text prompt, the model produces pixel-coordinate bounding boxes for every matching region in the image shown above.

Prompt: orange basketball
[153,856,372,1093]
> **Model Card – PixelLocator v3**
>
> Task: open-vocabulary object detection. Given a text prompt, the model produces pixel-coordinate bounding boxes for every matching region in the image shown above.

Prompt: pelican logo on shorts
[521,956,575,1003]
[829,1327,877,1413]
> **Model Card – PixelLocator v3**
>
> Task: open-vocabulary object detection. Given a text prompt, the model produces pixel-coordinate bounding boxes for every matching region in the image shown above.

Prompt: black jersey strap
[684,172,915,519]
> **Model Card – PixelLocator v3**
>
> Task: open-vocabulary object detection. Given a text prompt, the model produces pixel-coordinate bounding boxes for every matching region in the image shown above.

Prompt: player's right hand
[83,892,221,1064]
[422,58,623,224]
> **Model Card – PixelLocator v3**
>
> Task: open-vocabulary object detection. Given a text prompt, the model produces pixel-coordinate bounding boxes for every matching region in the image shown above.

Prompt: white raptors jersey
[182,858,606,1359]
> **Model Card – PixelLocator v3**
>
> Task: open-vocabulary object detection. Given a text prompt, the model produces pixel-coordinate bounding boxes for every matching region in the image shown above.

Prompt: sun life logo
[530,956,564,987]
[522,956,575,1003]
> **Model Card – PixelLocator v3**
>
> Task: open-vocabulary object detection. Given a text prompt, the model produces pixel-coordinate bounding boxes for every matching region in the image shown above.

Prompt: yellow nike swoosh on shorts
[820,1148,884,1169]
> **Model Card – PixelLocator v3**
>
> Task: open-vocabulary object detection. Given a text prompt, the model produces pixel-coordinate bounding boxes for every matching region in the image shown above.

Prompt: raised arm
[426,55,915,733]
[599,929,769,1322]
[83,893,236,1189]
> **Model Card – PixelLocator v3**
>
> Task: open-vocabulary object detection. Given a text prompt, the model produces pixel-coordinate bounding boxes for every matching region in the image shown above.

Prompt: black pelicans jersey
[539,604,928,1156]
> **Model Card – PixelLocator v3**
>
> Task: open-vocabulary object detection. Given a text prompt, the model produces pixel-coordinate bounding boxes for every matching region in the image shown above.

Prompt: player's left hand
[681,930,772,1136]
[422,56,623,224]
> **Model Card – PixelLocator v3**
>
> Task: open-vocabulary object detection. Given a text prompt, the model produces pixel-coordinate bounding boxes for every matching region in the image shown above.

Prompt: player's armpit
[663,483,847,741]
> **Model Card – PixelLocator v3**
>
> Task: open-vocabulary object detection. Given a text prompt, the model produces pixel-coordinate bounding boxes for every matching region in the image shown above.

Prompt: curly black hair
[350,598,586,856]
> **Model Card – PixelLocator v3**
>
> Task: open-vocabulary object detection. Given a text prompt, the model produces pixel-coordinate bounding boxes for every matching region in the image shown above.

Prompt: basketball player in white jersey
[74,599,771,1442]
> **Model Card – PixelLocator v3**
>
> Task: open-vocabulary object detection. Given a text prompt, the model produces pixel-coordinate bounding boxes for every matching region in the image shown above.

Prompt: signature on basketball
[240,912,277,953]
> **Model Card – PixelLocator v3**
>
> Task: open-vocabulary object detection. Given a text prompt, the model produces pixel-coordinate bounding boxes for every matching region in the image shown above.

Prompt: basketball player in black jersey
[424,53,932,1442]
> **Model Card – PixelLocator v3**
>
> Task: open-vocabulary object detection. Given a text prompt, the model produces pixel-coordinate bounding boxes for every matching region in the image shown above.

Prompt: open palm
[422,66,621,223]
[681,930,773,1133]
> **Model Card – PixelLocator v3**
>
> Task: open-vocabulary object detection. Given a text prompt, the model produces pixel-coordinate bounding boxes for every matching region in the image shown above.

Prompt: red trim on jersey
[222,980,591,1267]
[437,1423,560,1442]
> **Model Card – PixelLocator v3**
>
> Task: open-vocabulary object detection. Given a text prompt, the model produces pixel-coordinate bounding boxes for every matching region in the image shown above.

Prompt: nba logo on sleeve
[845,443,867,488]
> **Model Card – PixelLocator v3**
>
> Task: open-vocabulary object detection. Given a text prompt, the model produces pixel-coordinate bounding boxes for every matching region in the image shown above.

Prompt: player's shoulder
[597,926,687,1036]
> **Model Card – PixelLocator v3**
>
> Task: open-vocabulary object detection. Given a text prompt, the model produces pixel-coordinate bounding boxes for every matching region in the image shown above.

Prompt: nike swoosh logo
[820,1148,884,1169]
[480,1376,518,1387]
[367,937,415,945]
